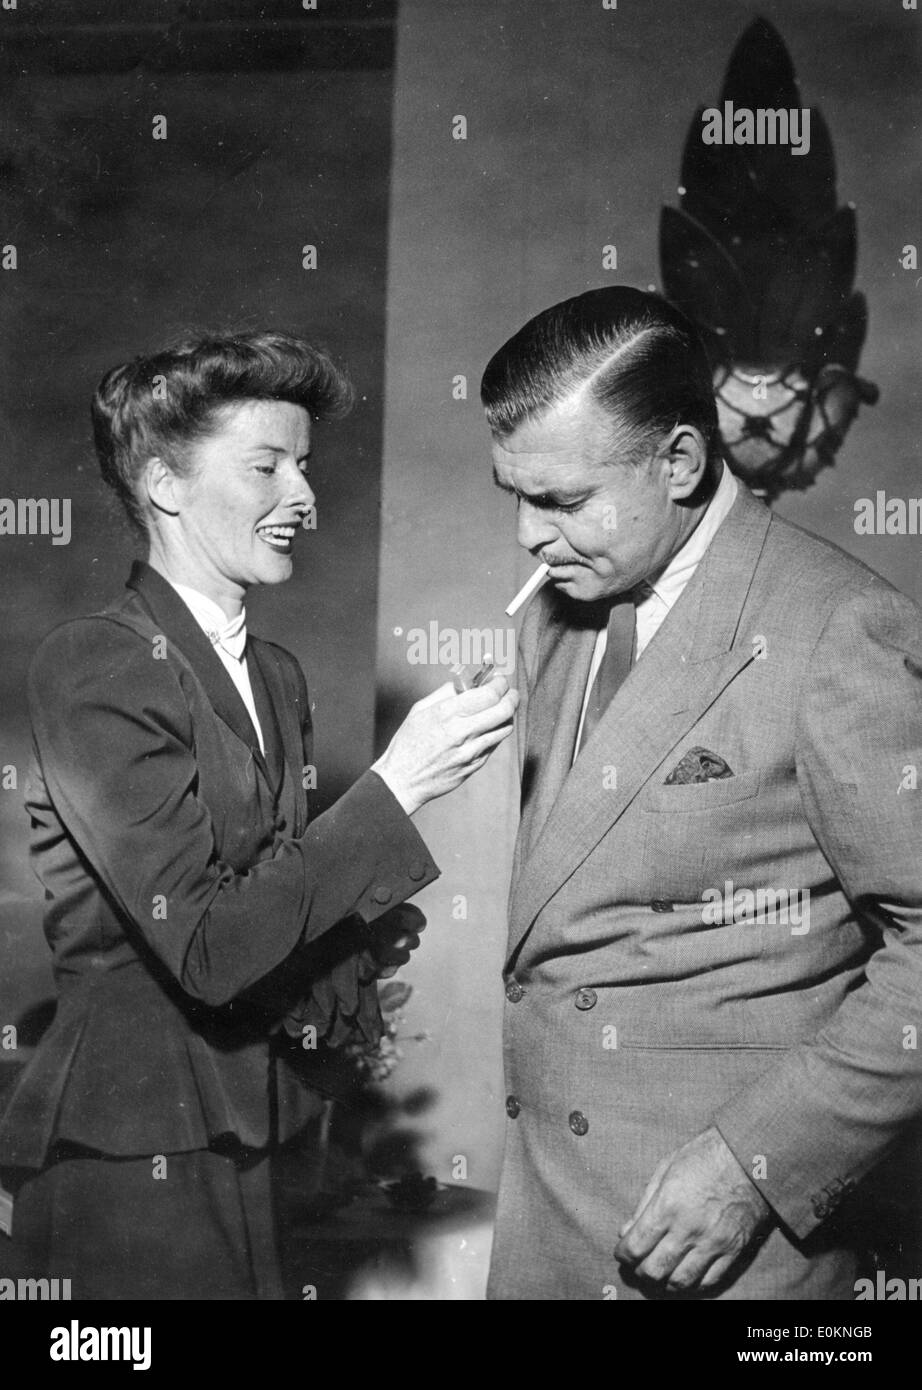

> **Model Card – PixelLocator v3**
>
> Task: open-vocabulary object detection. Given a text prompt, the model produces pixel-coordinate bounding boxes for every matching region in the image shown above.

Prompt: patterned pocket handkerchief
[664,746,734,784]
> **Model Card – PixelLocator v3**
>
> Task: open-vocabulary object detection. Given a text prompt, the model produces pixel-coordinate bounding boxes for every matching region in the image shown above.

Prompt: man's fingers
[663,1247,715,1293]
[698,1250,741,1290]
[633,1233,696,1285]
[619,1155,672,1237]
[614,1197,670,1265]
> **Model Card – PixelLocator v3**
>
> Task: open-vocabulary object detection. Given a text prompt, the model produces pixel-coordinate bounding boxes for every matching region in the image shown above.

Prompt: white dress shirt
[573,461,739,758]
[166,579,266,755]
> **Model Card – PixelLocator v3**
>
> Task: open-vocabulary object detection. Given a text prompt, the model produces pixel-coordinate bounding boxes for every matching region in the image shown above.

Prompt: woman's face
[148,398,315,605]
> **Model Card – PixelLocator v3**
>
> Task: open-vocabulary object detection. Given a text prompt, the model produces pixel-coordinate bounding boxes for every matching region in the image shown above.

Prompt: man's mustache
[539,552,587,567]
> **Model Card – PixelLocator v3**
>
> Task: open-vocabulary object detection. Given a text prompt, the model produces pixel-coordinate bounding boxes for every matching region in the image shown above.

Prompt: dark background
[0,1,397,1025]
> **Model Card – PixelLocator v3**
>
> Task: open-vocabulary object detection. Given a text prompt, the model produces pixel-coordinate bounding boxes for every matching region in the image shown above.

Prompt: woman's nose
[283,461,315,510]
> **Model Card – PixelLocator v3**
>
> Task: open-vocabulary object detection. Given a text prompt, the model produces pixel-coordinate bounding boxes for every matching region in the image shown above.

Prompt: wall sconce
[660,16,878,501]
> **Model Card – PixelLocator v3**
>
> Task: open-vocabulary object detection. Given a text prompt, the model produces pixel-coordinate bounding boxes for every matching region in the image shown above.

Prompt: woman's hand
[371,675,519,816]
[367,903,426,979]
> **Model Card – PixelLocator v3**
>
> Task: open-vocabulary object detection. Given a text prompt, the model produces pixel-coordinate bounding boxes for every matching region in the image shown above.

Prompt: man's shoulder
[764,509,879,589]
[759,508,921,623]
[721,506,922,681]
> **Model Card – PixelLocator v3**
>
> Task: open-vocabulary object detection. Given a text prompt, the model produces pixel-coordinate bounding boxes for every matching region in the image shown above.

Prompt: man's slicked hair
[92,329,354,535]
[480,287,719,464]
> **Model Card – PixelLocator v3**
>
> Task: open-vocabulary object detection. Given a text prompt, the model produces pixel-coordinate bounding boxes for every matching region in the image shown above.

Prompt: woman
[0,331,517,1299]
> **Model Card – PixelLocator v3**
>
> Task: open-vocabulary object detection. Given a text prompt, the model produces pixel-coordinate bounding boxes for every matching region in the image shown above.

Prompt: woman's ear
[663,425,710,500]
[144,457,180,517]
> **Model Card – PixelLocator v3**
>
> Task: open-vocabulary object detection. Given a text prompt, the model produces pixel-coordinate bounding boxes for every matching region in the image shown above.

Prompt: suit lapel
[125,561,273,784]
[515,599,604,868]
[250,638,312,827]
[248,645,286,789]
[507,485,772,965]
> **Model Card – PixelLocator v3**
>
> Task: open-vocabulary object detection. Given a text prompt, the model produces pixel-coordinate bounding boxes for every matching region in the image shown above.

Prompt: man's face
[492,395,696,602]
[159,399,315,599]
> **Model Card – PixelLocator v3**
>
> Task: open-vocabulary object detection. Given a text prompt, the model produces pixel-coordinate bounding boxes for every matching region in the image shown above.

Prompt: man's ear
[661,425,710,500]
[144,457,180,517]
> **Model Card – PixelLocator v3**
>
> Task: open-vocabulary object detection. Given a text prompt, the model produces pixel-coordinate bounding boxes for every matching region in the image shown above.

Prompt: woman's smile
[255,521,299,553]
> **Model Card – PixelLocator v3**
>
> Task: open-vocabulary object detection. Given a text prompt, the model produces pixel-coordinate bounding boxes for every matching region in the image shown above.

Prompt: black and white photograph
[0,0,919,1348]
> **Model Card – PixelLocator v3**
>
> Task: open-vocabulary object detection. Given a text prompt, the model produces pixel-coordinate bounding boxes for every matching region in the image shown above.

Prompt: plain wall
[376,0,920,1191]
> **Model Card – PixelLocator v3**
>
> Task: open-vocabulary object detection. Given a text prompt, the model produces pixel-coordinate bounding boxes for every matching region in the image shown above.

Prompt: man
[482,286,922,1300]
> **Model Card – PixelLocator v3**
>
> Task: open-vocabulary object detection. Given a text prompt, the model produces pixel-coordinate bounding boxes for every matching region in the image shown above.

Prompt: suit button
[408,860,428,881]
[505,980,525,1003]
[651,900,674,913]
[506,1095,521,1119]
[812,1196,830,1220]
[569,1110,589,1136]
[575,987,597,1011]
[372,885,392,905]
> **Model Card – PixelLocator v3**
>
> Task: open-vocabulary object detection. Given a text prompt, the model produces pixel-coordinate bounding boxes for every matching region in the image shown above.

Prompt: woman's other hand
[367,903,427,979]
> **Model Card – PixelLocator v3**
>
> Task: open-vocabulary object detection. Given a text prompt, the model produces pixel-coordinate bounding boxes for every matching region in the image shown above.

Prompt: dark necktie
[576,594,637,756]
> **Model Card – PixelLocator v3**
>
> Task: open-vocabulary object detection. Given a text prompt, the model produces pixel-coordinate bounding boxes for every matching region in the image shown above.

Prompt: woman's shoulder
[31,594,157,663]
[28,597,184,713]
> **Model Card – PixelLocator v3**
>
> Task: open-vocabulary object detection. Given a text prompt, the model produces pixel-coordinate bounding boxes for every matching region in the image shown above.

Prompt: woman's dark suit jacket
[0,561,438,1168]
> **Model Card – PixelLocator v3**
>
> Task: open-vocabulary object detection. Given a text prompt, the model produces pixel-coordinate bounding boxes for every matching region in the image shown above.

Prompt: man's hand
[366,903,426,979]
[613,1127,772,1293]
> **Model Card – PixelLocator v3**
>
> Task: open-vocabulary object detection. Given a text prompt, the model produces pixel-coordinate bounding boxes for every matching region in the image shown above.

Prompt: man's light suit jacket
[489,483,922,1301]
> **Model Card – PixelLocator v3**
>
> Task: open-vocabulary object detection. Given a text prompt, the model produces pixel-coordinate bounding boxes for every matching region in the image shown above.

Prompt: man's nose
[516,501,558,555]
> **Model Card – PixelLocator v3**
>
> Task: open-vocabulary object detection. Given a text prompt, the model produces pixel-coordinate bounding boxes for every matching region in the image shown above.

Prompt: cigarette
[505,563,550,617]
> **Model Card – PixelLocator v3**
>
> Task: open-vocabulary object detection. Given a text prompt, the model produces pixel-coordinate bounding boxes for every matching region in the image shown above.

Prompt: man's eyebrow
[492,470,590,504]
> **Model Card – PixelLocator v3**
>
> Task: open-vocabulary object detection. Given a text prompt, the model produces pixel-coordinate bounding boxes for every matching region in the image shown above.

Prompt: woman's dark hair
[91,329,354,535]
[480,286,719,465]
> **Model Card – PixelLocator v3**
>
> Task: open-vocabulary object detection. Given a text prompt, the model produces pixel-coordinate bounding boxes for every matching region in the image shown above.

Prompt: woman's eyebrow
[247,443,312,458]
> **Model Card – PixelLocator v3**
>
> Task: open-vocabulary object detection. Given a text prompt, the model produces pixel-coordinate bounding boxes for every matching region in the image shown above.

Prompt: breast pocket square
[664,746,734,784]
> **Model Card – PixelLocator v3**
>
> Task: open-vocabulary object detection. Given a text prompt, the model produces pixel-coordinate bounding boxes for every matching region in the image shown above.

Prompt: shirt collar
[166,579,248,661]
[637,461,739,610]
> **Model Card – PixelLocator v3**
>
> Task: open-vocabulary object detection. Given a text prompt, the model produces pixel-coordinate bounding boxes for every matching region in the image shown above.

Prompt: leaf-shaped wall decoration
[659,15,877,497]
